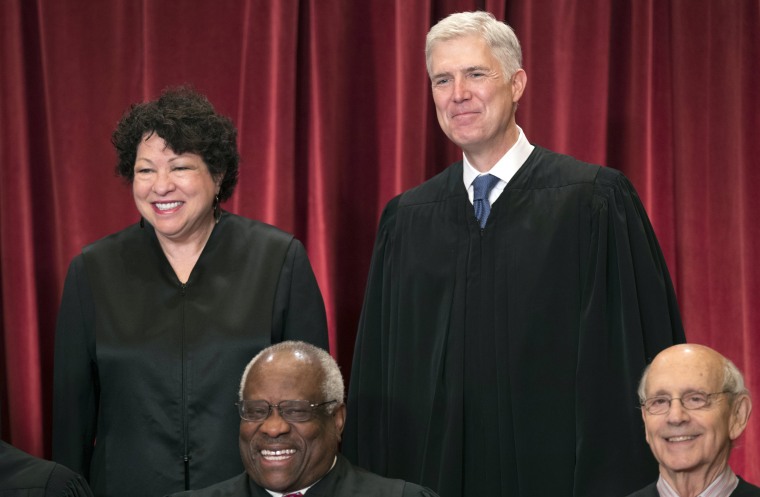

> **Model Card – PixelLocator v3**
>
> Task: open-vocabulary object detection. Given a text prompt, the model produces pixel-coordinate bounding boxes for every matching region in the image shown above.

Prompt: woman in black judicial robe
[52,87,328,497]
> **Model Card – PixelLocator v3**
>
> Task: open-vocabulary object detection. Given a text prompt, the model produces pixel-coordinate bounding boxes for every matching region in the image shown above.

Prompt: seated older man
[169,341,438,497]
[627,343,759,497]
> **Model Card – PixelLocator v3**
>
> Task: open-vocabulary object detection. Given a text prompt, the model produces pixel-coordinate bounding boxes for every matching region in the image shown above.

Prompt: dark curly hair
[111,86,239,201]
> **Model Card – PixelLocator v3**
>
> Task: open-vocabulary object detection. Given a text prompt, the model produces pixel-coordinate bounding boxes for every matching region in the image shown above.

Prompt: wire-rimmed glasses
[236,399,338,423]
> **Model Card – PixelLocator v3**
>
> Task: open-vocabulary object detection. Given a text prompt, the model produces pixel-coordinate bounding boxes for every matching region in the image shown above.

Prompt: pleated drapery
[1,0,758,481]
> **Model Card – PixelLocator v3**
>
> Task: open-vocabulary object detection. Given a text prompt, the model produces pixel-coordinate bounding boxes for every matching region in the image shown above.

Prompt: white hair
[238,341,344,413]
[425,11,522,80]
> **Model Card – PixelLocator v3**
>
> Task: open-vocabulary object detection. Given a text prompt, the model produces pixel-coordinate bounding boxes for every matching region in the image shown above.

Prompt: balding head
[638,344,752,491]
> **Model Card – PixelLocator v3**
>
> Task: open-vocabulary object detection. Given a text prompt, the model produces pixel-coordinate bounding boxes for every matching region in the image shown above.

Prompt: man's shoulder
[734,477,760,496]
[166,473,252,497]
[319,456,439,496]
[397,162,462,207]
[513,146,607,189]
[0,440,56,490]
[0,441,92,495]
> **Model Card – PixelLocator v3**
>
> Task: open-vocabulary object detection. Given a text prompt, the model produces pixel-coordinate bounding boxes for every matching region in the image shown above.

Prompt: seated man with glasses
[628,343,759,497]
[168,340,438,497]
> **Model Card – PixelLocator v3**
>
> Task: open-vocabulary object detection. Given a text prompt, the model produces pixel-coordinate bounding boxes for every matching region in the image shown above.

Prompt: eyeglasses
[236,399,338,423]
[641,391,730,415]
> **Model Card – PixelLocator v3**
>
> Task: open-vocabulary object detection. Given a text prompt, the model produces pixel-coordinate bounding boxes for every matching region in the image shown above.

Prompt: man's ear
[641,407,652,445]
[511,69,527,103]
[729,394,752,441]
[333,403,347,441]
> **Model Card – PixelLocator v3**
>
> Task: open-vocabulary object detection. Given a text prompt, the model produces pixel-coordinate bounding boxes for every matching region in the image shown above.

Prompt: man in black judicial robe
[343,11,685,497]
[0,440,94,497]
[168,341,438,497]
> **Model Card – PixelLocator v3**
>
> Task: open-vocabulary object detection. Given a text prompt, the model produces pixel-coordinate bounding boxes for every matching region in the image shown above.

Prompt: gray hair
[637,355,750,404]
[238,341,344,413]
[425,11,523,80]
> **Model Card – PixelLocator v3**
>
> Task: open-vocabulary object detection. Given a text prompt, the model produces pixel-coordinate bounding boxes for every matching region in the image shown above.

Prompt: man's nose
[666,398,690,423]
[258,409,291,437]
[452,77,471,102]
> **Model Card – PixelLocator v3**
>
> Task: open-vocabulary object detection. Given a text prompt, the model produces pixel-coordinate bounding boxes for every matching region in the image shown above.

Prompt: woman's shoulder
[81,221,145,256]
[218,212,295,245]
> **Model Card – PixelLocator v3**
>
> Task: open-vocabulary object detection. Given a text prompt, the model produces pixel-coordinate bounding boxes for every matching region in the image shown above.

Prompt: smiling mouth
[667,435,697,442]
[154,201,182,211]
[260,449,296,461]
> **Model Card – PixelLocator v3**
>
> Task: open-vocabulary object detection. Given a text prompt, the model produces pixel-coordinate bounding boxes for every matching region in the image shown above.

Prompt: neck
[156,214,216,283]
[663,460,729,497]
[463,124,519,173]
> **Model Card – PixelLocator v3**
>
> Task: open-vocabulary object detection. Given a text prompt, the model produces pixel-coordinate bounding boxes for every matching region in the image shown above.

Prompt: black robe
[166,454,439,497]
[0,440,93,497]
[343,147,685,497]
[53,212,328,497]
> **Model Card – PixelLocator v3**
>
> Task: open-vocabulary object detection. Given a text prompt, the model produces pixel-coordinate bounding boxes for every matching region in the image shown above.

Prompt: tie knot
[472,174,500,201]
[283,493,303,497]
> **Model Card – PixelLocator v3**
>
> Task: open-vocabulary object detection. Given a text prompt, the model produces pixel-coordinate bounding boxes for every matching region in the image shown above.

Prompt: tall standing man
[344,11,685,497]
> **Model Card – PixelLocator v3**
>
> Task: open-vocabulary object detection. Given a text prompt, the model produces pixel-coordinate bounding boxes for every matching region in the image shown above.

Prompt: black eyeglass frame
[236,399,339,423]
[640,390,731,415]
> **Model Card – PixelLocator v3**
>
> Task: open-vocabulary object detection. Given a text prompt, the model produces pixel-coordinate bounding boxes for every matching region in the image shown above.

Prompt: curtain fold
[1,0,758,480]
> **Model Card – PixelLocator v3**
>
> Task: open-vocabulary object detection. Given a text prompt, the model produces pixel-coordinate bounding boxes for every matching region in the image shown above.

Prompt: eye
[247,406,269,418]
[433,78,450,86]
[649,397,669,407]
[683,392,708,407]
[282,407,310,417]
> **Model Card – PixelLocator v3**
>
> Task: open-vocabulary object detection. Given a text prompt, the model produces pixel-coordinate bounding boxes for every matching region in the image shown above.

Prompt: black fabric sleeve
[46,464,95,497]
[271,238,329,351]
[342,196,400,472]
[574,168,685,495]
[52,256,98,480]
[402,483,442,497]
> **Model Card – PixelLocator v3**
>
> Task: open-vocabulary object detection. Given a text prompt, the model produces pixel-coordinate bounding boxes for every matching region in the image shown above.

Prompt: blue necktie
[472,174,500,228]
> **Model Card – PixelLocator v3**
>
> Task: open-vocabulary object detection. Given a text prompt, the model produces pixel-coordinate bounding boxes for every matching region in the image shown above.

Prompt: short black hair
[111,86,239,201]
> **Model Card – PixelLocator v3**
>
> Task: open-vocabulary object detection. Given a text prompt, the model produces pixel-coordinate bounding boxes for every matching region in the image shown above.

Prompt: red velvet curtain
[2,0,758,481]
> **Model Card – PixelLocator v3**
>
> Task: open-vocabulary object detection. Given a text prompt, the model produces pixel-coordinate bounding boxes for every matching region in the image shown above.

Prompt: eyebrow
[649,387,706,396]
[431,65,490,80]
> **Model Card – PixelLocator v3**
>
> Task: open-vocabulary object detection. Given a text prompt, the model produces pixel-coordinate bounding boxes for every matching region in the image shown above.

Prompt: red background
[2,0,758,482]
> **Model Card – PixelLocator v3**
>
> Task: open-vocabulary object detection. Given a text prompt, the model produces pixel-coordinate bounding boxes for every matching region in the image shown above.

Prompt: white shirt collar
[656,465,738,497]
[462,126,534,203]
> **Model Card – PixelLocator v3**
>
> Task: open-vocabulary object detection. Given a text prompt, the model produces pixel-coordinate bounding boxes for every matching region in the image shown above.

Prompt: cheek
[132,181,146,198]
[239,423,258,443]
[432,92,449,112]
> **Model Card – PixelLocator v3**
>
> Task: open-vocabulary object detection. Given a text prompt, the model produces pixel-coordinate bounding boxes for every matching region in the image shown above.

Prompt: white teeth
[260,449,296,460]
[155,201,182,210]
[668,435,695,442]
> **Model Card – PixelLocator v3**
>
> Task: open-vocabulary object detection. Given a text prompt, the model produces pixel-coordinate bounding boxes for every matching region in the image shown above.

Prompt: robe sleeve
[402,483,442,497]
[52,255,98,480]
[272,238,329,351]
[342,196,400,472]
[47,465,95,497]
[574,167,685,495]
